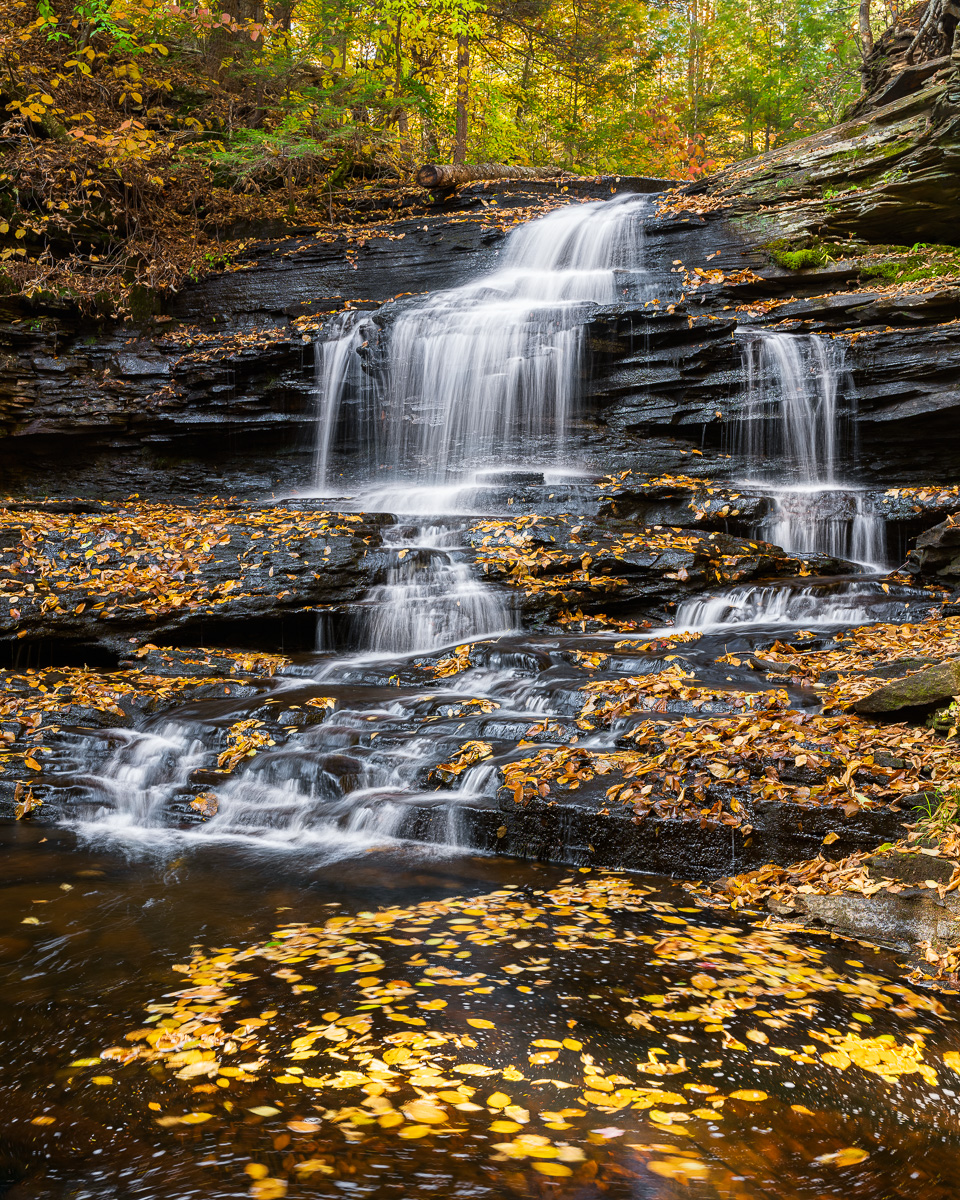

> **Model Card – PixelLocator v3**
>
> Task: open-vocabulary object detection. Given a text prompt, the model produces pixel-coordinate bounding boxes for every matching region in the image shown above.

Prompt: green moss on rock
[770,246,829,270]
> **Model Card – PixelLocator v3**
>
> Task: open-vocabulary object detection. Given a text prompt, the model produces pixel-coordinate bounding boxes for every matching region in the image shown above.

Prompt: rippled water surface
[2,822,959,1200]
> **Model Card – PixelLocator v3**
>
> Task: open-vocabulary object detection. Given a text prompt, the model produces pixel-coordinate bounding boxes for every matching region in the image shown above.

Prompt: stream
[1,192,956,1199]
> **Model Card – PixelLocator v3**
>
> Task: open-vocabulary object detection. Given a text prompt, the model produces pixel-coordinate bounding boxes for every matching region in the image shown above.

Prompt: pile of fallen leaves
[598,472,753,524]
[471,513,808,603]
[720,617,960,711]
[0,502,366,631]
[654,193,730,219]
[498,703,960,828]
[580,667,790,722]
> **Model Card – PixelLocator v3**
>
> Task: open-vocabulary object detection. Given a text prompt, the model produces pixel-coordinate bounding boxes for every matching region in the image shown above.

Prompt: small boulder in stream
[908,512,960,578]
[853,658,960,713]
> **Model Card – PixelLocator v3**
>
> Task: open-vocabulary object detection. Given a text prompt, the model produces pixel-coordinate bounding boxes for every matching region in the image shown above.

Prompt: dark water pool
[1,822,958,1200]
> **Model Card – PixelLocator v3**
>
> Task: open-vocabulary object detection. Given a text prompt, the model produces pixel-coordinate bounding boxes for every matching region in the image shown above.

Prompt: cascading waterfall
[62,195,655,852]
[358,523,513,655]
[313,194,650,490]
[735,332,885,568]
[679,332,888,632]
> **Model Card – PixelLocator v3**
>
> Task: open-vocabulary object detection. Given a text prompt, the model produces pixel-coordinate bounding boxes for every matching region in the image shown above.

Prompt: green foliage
[912,789,960,840]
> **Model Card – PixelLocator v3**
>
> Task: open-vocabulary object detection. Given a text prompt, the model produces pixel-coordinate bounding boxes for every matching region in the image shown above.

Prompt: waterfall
[313,194,650,489]
[734,332,885,569]
[677,332,888,633]
[673,581,890,631]
[358,523,514,654]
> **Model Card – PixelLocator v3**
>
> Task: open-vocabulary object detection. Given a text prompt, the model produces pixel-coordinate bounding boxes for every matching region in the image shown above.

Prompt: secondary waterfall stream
[676,331,889,631]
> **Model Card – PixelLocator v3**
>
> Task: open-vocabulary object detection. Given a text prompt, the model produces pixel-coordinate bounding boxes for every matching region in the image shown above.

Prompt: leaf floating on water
[814,1147,870,1166]
[729,1090,768,1102]
[250,1179,287,1199]
[398,1124,432,1139]
[532,1163,573,1177]
[647,1157,711,1182]
[293,1160,334,1175]
[467,1018,495,1029]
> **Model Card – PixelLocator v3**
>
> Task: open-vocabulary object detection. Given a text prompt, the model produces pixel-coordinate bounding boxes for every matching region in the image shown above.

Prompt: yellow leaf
[402,1101,447,1124]
[647,1158,710,1182]
[90,1076,114,1085]
[398,1124,431,1139]
[815,1147,869,1166]
[729,1090,767,1102]
[293,1161,334,1175]
[468,1018,495,1029]
[251,1179,286,1199]
[486,1092,511,1109]
[823,831,840,845]
[533,1163,572,1177]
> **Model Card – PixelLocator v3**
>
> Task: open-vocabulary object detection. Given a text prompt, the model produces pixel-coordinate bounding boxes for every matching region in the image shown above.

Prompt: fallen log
[415,162,565,189]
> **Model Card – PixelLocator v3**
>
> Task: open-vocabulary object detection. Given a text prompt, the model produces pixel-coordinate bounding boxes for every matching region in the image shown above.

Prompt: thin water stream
[1,194,950,1199]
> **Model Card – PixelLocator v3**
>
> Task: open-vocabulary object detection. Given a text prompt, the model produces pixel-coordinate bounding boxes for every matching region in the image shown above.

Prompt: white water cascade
[359,523,514,655]
[676,332,888,632]
[736,332,885,567]
[314,194,650,491]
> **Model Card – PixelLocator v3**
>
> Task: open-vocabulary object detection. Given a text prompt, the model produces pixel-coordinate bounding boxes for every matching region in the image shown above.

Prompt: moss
[860,261,899,280]
[771,247,829,270]
[859,245,960,284]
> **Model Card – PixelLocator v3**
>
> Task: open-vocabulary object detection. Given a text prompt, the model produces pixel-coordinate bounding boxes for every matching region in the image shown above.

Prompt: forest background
[0,0,912,310]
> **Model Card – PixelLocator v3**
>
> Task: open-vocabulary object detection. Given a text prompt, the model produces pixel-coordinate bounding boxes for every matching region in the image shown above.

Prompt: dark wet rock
[435,793,905,878]
[465,515,843,622]
[908,512,960,577]
[787,889,960,952]
[0,502,389,656]
[853,658,960,713]
[598,477,769,535]
[865,848,957,886]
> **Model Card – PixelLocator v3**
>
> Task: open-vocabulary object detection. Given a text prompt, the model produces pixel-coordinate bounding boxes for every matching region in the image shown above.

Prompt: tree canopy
[0,0,892,311]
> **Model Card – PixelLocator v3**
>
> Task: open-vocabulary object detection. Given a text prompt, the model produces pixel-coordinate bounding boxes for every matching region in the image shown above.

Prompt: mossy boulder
[853,659,960,713]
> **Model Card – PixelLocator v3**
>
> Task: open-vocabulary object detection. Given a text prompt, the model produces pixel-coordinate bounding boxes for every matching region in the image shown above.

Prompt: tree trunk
[859,0,874,53]
[454,33,469,164]
[395,16,408,134]
[416,163,566,189]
